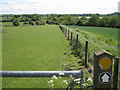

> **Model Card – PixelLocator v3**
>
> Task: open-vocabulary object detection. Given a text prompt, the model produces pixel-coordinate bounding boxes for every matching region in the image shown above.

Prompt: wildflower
[76,81,80,84]
[62,80,68,84]
[87,78,92,82]
[48,80,54,88]
[70,75,73,78]
[49,84,54,87]
[59,72,64,76]
[50,80,53,83]
[48,80,54,84]
[52,75,57,80]
[51,84,54,86]
[74,78,81,81]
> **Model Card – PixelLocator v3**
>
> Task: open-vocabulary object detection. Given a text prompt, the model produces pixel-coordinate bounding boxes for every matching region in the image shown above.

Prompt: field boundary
[59,25,119,89]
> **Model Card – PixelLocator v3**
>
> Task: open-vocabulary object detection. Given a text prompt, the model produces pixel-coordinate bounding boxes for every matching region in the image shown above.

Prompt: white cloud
[0,0,119,14]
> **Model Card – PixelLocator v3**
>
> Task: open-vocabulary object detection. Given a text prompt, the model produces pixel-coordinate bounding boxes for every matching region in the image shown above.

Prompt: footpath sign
[94,50,113,88]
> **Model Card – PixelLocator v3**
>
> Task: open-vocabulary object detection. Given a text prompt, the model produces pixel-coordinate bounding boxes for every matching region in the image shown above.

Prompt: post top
[95,50,112,56]
[115,57,120,59]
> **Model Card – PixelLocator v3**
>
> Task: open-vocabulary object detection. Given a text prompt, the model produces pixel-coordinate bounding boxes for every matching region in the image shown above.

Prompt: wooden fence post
[85,41,88,67]
[68,29,69,40]
[75,34,78,50]
[65,28,67,37]
[63,28,65,35]
[94,50,113,89]
[113,57,119,89]
[71,32,73,42]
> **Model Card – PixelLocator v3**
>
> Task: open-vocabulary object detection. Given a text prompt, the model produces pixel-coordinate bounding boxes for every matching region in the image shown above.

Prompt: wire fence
[59,25,102,66]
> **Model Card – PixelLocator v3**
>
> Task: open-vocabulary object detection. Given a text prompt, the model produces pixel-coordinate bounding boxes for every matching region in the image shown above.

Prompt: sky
[0,0,119,14]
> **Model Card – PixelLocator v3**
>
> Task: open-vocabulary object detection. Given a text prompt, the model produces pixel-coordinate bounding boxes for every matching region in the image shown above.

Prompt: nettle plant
[47,72,93,88]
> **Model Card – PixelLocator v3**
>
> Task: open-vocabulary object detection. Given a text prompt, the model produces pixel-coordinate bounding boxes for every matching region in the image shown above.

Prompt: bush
[109,16,118,28]
[23,21,29,24]
[88,15,100,26]
[47,20,53,24]
[41,20,46,25]
[76,19,86,26]
[29,20,35,25]
[36,21,40,25]
[99,18,107,27]
[12,19,20,26]
[31,21,35,25]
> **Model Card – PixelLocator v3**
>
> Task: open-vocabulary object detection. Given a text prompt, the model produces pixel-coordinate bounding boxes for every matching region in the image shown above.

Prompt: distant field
[67,25,118,40]
[1,22,12,26]
[2,25,69,88]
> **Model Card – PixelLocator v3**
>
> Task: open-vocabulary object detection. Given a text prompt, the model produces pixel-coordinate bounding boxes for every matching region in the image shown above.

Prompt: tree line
[1,14,120,28]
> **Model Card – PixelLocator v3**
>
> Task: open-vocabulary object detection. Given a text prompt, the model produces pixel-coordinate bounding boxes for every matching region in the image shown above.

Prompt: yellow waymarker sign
[99,57,112,70]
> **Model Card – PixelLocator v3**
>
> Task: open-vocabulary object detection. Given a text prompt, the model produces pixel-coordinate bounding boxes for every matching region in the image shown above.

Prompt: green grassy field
[67,25,118,40]
[2,24,119,88]
[2,25,71,88]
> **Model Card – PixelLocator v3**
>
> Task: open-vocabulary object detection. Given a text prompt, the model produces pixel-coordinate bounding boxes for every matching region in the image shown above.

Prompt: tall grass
[65,25,119,88]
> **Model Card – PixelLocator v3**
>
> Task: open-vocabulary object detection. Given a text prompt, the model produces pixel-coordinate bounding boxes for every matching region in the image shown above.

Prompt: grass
[2,24,92,88]
[1,22,24,26]
[67,25,118,41]
[2,25,71,88]
[66,25,119,88]
[66,25,118,57]
[2,24,119,88]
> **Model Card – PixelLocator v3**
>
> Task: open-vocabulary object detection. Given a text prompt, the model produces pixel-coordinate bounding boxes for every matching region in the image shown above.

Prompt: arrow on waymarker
[101,73,109,82]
